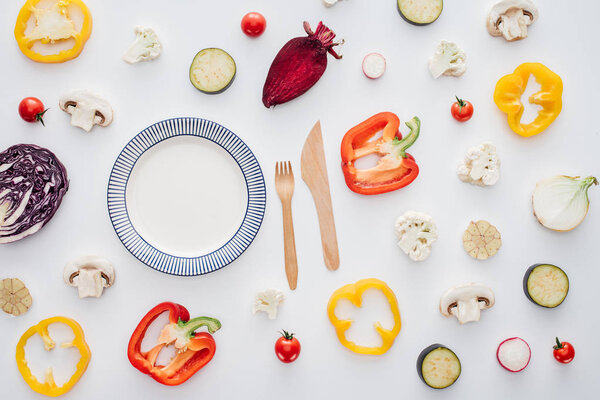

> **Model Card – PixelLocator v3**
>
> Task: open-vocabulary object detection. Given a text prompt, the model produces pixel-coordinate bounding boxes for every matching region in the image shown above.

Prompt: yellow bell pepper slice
[16,316,91,397]
[14,0,93,63]
[327,278,401,355]
[493,62,563,137]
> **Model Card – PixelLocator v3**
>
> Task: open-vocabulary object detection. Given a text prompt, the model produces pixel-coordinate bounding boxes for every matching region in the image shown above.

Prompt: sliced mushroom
[486,0,539,41]
[63,256,115,298]
[59,90,113,132]
[440,283,495,324]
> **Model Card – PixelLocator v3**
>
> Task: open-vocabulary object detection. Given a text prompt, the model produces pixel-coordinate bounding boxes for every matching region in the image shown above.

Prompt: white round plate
[107,118,266,276]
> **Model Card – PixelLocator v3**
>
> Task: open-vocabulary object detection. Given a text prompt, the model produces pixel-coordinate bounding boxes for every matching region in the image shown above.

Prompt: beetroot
[262,21,342,108]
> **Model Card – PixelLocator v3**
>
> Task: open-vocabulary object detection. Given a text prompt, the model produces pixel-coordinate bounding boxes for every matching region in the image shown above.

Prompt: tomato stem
[553,337,563,350]
[455,96,465,112]
[36,108,49,127]
[279,330,295,340]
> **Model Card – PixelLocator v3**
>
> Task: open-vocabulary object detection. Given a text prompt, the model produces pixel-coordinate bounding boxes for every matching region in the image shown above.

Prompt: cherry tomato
[451,96,473,122]
[275,330,300,363]
[553,337,575,364]
[241,12,266,37]
[19,97,47,126]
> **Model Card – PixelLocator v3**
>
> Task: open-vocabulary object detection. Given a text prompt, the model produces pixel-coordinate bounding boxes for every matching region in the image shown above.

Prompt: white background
[1,0,598,399]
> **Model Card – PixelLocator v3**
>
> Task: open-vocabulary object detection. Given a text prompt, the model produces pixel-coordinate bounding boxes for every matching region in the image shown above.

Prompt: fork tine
[287,161,293,177]
[275,161,280,176]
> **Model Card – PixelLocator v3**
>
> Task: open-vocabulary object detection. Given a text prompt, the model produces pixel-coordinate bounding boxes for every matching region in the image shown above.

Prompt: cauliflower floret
[394,211,438,261]
[457,143,500,186]
[252,289,285,319]
[123,26,162,64]
[428,41,467,78]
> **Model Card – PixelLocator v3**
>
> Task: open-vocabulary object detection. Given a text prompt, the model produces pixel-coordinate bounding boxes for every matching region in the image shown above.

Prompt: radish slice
[362,53,386,79]
[497,337,531,372]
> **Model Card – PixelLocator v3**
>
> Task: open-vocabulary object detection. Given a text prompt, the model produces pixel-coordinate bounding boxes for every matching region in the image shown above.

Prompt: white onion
[532,175,597,231]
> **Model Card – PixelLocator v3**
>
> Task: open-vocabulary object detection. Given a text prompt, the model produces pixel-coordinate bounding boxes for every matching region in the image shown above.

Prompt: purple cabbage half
[0,144,68,243]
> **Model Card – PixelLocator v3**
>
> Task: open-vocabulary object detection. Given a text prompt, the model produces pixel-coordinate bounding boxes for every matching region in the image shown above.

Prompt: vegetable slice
[417,344,461,389]
[0,278,32,316]
[0,144,69,243]
[14,0,93,63]
[253,289,285,319]
[532,175,597,231]
[462,220,502,260]
[429,41,466,78]
[523,264,569,308]
[394,210,438,261]
[122,26,161,63]
[362,53,386,79]
[189,48,236,94]
[397,0,443,25]
[440,283,495,324]
[497,337,531,372]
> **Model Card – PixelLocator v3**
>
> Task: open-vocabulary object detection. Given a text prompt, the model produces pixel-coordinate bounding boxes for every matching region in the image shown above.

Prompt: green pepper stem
[177,316,222,337]
[392,116,420,158]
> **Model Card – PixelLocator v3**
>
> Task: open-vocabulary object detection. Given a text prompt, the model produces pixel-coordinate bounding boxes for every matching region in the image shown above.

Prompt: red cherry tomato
[553,337,575,364]
[451,96,473,122]
[275,330,300,363]
[241,12,266,37]
[19,97,47,126]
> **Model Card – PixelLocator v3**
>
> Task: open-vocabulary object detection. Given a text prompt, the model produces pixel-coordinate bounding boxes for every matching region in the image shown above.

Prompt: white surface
[126,135,247,256]
[0,0,598,399]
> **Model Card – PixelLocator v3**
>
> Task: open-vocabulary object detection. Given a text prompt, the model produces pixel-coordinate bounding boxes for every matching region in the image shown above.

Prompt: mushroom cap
[63,256,115,287]
[440,283,495,316]
[487,0,539,37]
[58,90,113,127]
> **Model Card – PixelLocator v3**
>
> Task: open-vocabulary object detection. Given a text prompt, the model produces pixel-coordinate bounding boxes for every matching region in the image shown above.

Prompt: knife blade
[300,121,340,271]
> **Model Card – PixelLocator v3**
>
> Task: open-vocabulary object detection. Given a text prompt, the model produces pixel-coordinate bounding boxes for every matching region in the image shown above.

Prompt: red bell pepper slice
[341,112,420,195]
[127,302,221,386]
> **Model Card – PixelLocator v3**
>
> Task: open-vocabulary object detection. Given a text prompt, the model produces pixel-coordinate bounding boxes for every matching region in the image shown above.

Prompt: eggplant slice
[523,264,569,308]
[189,48,236,94]
[397,0,443,25]
[417,344,461,389]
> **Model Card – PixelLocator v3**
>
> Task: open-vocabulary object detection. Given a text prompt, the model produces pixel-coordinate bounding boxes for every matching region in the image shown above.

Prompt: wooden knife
[300,121,340,271]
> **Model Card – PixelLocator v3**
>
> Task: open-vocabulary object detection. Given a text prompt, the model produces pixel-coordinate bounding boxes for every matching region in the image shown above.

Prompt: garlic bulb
[532,175,598,231]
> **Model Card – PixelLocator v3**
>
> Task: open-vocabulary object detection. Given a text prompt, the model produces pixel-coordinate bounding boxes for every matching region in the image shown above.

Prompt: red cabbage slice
[0,144,68,243]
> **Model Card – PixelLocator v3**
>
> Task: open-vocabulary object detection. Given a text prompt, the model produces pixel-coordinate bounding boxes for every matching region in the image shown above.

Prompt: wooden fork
[275,161,298,290]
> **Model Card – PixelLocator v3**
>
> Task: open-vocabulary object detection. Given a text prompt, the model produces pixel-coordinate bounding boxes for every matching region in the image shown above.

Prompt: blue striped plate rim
[107,117,266,276]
